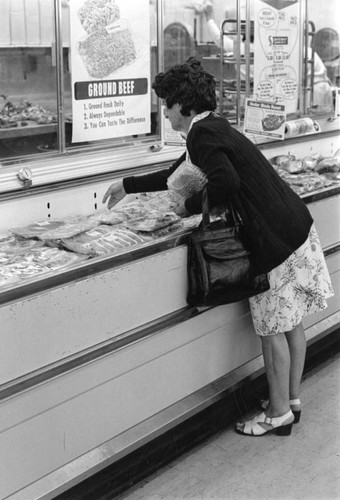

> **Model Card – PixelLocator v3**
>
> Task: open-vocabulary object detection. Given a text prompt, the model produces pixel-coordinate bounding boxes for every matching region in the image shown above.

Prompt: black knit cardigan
[123,114,313,274]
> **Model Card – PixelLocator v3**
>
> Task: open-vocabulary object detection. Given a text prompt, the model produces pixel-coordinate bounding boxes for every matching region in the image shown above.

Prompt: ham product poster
[70,0,150,142]
[244,99,286,139]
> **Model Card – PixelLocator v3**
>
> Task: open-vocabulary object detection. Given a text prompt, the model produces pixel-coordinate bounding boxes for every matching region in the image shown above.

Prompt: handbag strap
[201,188,242,230]
[228,201,243,226]
[202,188,211,229]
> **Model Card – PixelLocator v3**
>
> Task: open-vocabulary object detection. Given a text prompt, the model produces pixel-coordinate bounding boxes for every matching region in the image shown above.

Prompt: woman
[102,58,333,436]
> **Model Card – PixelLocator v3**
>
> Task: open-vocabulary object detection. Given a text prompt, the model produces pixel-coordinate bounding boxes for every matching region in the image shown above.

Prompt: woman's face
[163,102,186,132]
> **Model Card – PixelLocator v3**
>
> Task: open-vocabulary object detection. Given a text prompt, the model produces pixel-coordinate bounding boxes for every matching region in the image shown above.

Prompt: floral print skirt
[249,224,334,336]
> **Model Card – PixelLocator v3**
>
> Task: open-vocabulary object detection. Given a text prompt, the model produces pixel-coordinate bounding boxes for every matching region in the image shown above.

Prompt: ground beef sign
[70,0,150,142]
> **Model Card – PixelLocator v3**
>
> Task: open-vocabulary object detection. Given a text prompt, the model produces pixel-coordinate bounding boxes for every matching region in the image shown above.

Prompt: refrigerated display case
[0,1,339,499]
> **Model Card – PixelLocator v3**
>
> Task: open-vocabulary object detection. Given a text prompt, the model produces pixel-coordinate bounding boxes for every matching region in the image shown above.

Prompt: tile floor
[117,353,340,500]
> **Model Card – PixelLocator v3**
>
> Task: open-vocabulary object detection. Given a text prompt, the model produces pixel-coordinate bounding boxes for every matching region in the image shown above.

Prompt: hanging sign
[244,98,286,139]
[253,0,300,114]
[70,0,150,143]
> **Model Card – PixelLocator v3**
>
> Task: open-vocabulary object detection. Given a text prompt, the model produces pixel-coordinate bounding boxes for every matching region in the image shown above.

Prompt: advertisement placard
[70,0,150,142]
[253,0,300,114]
[244,99,286,139]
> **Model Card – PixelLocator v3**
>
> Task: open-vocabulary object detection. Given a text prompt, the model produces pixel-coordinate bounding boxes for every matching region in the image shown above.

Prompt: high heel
[292,410,301,423]
[289,399,302,423]
[276,422,294,436]
[261,398,302,423]
[235,410,294,436]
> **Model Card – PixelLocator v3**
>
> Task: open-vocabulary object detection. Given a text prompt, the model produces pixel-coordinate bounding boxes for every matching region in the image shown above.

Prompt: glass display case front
[162,0,339,123]
[0,0,339,173]
[0,0,160,163]
[0,1,60,159]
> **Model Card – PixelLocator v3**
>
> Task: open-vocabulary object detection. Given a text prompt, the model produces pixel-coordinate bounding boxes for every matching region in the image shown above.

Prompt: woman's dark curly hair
[152,57,216,116]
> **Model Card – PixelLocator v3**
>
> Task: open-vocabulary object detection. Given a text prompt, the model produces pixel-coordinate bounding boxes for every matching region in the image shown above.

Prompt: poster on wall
[70,0,150,143]
[253,0,300,114]
[244,99,286,139]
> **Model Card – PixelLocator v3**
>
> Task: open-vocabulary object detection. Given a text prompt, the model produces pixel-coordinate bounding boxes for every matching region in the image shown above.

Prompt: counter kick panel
[0,305,260,499]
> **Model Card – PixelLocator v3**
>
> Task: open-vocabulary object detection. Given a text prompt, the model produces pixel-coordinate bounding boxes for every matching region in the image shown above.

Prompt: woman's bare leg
[260,333,291,417]
[284,321,306,400]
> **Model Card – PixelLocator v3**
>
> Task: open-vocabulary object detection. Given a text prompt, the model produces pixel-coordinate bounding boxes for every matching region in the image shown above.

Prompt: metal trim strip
[324,244,340,257]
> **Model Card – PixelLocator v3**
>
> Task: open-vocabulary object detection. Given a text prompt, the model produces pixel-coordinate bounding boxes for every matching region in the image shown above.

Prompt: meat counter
[0,132,340,500]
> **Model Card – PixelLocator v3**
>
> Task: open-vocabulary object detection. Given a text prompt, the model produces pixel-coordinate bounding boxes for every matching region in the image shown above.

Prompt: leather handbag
[186,189,270,307]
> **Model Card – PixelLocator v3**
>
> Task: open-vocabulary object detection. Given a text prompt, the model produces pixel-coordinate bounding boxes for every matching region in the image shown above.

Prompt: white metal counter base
[5,310,340,500]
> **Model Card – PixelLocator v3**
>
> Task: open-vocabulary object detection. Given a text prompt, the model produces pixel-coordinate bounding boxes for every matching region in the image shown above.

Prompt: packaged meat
[11,216,100,242]
[0,233,16,244]
[0,247,88,288]
[0,237,44,254]
[38,217,99,240]
[320,172,340,182]
[113,201,149,222]
[269,154,296,167]
[135,191,179,212]
[167,160,207,199]
[11,220,66,239]
[284,160,305,174]
[78,0,121,34]
[88,209,124,225]
[61,225,146,256]
[311,152,324,162]
[301,156,320,170]
[0,99,57,128]
[78,21,136,79]
[77,0,135,79]
[135,222,184,240]
[314,156,340,173]
[277,170,333,195]
[182,214,202,230]
[126,212,181,232]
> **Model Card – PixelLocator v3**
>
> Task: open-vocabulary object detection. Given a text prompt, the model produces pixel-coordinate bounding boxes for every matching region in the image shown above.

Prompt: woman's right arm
[102,152,186,209]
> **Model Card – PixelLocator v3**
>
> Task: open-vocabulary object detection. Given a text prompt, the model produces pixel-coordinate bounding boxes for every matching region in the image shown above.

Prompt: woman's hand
[102,180,126,209]
[175,201,191,218]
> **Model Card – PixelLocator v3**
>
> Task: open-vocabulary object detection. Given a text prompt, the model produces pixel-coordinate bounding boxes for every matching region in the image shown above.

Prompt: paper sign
[70,0,151,143]
[244,98,286,139]
[253,0,300,114]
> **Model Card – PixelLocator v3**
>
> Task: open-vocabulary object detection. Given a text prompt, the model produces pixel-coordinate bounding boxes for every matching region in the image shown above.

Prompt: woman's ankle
[266,403,291,418]
[289,398,301,408]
